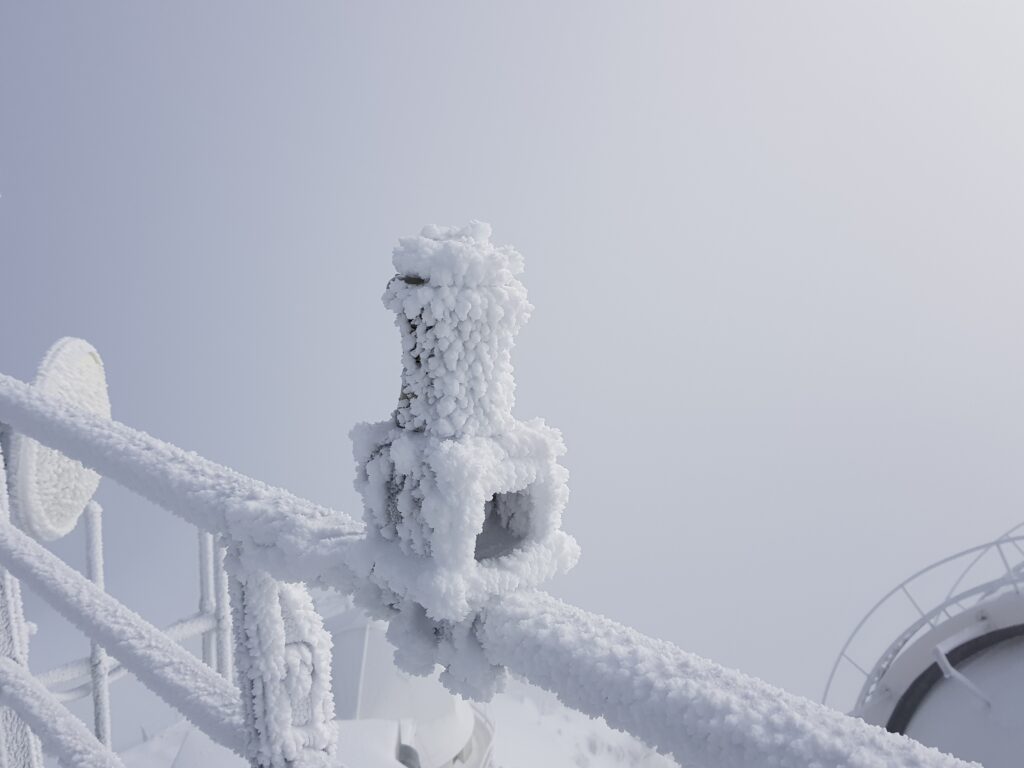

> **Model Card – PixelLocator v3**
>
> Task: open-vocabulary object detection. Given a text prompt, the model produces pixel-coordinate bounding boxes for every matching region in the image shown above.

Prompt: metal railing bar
[0,519,246,755]
[84,502,111,748]
[480,591,975,768]
[0,373,364,588]
[38,612,217,690]
[821,534,1024,704]
[0,657,123,768]
[198,531,217,668]
[841,652,869,677]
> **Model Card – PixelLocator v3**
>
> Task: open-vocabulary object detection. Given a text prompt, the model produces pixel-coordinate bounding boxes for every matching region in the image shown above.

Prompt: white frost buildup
[353,223,578,697]
[227,562,337,768]
[386,221,529,439]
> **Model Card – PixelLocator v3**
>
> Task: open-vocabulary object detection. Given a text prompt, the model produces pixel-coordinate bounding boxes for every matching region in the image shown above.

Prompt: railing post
[213,542,233,681]
[225,548,336,768]
[0,437,43,768]
[198,530,217,668]
[84,501,112,748]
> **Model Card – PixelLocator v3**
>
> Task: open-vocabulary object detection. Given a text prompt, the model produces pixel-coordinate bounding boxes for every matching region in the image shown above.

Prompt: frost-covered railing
[0,224,982,768]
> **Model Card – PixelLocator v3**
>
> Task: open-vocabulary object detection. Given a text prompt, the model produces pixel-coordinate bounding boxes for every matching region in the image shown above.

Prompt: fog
[3,1,1024,750]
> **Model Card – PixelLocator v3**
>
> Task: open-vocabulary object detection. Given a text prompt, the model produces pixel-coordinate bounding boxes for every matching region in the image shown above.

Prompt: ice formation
[352,223,579,697]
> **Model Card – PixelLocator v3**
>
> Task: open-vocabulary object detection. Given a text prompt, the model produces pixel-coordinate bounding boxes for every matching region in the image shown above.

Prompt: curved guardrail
[822,528,1024,715]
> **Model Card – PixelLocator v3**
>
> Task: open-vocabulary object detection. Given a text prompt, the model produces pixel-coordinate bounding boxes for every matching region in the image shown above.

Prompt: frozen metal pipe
[213,543,232,681]
[84,502,112,748]
[198,530,217,668]
[0,657,123,768]
[0,518,246,754]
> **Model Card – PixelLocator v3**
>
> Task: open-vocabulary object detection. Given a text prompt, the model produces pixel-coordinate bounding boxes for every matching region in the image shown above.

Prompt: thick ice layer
[479,591,978,768]
[385,222,531,438]
[0,657,122,768]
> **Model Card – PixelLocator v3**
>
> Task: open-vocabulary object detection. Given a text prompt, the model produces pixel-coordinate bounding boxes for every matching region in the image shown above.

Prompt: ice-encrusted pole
[226,551,337,768]
[352,222,579,698]
[0,440,43,768]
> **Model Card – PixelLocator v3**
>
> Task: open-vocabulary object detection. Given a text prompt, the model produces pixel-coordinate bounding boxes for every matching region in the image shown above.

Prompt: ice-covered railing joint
[351,223,579,697]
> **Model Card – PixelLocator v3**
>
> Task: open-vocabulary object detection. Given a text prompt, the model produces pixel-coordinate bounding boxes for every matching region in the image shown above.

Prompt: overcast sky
[3,1,1024,752]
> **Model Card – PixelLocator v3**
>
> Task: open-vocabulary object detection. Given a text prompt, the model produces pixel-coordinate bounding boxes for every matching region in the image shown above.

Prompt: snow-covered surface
[3,338,110,541]
[0,657,121,768]
[118,720,244,768]
[486,680,676,768]
[0,518,246,754]
[479,590,979,768]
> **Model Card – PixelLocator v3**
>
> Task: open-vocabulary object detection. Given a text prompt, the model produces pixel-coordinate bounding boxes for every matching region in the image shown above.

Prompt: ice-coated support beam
[0,517,247,754]
[225,549,337,768]
[0,440,43,768]
[479,590,978,768]
[0,372,364,589]
[199,530,217,669]
[0,658,122,768]
[214,542,234,681]
[84,502,112,748]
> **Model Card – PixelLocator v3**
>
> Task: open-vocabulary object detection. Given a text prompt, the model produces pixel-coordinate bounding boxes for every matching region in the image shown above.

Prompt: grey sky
[3,1,1024,750]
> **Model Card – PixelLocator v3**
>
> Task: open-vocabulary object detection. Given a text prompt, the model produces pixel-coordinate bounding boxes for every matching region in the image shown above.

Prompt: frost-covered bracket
[352,222,579,698]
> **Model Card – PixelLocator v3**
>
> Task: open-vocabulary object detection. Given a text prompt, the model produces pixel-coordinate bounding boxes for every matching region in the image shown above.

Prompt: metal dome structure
[824,523,1024,767]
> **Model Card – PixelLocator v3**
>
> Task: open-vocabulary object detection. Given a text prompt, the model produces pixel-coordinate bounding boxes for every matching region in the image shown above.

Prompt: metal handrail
[0,372,981,768]
[821,531,1024,711]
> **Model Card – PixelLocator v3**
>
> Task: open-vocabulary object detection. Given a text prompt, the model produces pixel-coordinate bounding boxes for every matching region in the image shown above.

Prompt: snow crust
[0,657,121,768]
[479,591,979,768]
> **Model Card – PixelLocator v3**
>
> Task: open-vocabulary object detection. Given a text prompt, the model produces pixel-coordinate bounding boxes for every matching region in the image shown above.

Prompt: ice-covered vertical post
[353,222,579,698]
[226,550,336,768]
[0,437,42,768]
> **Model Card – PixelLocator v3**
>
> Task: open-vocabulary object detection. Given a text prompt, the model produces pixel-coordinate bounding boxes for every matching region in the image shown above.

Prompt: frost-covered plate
[5,337,110,540]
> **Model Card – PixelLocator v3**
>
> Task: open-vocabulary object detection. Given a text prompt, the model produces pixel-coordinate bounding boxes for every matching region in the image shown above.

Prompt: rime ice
[352,223,579,697]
